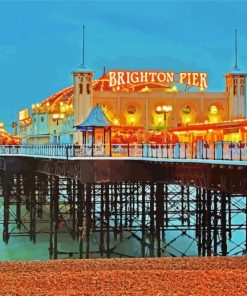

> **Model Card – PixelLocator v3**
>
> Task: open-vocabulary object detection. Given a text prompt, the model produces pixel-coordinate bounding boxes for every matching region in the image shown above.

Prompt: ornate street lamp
[52,113,65,125]
[156,105,173,128]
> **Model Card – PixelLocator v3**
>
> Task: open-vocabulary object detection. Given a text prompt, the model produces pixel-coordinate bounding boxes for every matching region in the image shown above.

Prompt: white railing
[1,141,247,162]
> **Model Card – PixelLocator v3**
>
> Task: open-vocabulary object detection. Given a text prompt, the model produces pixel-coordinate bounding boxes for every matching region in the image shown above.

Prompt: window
[127,105,136,114]
[182,106,191,115]
[79,83,83,94]
[233,85,237,95]
[240,85,245,95]
[40,116,44,123]
[209,105,218,115]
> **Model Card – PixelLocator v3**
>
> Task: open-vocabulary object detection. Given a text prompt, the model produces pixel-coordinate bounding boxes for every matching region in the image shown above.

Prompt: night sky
[1,0,247,130]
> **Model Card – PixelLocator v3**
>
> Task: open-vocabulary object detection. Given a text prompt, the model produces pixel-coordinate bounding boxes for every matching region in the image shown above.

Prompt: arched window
[182,106,191,115]
[233,85,237,95]
[240,85,245,95]
[208,105,218,115]
[127,105,136,114]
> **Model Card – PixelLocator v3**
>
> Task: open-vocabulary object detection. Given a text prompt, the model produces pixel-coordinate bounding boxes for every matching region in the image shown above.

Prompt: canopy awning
[75,105,113,131]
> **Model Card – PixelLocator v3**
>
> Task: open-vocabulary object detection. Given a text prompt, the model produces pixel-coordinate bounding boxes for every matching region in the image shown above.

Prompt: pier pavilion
[17,61,247,145]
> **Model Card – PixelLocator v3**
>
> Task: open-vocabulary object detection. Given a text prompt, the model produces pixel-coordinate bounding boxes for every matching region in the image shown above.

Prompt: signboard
[19,109,29,121]
[109,70,208,90]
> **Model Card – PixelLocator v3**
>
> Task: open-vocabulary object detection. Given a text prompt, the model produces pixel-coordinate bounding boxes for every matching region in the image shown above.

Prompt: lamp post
[156,105,173,129]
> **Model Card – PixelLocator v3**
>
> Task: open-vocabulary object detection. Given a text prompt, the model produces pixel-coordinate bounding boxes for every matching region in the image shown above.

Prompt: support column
[100,183,105,257]
[30,174,36,243]
[202,189,206,256]
[156,182,164,257]
[213,191,218,256]
[49,176,54,259]
[16,173,22,230]
[141,182,146,257]
[85,183,91,259]
[105,183,111,258]
[77,180,84,259]
[53,176,59,259]
[206,190,212,256]
[149,182,155,257]
[3,172,10,244]
[221,191,227,256]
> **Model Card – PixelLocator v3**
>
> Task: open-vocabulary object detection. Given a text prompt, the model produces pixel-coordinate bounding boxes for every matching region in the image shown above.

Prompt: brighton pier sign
[109,70,208,90]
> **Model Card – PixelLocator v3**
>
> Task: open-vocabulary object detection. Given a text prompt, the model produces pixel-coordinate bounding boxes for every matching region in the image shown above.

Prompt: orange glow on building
[17,57,247,145]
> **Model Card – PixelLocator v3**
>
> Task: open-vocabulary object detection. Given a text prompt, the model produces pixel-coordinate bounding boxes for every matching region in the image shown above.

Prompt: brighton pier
[0,31,247,259]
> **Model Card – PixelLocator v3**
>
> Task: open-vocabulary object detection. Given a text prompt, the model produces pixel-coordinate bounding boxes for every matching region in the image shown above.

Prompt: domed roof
[34,86,74,114]
[228,65,247,75]
[73,64,94,73]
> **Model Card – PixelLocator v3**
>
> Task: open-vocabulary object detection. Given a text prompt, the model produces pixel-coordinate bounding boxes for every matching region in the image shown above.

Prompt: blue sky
[1,0,247,129]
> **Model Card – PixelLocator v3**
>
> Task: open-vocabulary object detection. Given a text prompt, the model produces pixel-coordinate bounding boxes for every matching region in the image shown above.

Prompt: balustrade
[0,141,247,162]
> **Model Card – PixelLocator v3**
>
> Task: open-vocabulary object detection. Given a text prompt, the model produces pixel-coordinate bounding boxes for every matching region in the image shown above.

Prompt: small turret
[225,29,247,120]
[72,26,94,143]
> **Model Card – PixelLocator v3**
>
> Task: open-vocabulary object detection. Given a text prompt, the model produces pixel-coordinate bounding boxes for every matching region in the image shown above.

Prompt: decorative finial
[235,28,238,68]
[82,25,85,66]
[103,66,106,75]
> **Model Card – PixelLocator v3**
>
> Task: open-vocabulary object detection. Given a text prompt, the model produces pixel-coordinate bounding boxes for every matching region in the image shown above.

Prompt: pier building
[17,60,247,145]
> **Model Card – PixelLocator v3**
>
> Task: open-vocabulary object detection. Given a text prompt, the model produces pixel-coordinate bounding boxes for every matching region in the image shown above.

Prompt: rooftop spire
[235,28,238,68]
[82,25,85,66]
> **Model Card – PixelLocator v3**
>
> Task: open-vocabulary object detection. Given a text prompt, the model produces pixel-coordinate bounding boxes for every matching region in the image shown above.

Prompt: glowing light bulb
[156,106,162,113]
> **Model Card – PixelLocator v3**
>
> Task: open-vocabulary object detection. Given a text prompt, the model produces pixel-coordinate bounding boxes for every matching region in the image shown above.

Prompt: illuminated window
[127,105,136,114]
[209,105,218,115]
[182,106,191,115]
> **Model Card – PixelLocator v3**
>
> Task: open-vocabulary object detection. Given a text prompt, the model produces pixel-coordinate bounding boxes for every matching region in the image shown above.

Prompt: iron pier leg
[119,182,123,241]
[186,187,190,227]
[53,176,59,259]
[181,185,185,225]
[206,190,212,256]
[227,193,232,240]
[156,182,164,257]
[141,182,146,257]
[105,183,111,258]
[85,183,91,259]
[16,173,22,230]
[165,184,168,236]
[213,191,218,256]
[202,189,206,256]
[71,179,76,240]
[246,195,247,254]
[77,181,84,259]
[221,191,227,256]
[196,188,202,256]
[3,172,10,244]
[49,176,54,259]
[114,183,118,240]
[30,175,36,243]
[149,182,155,257]
[100,183,105,257]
